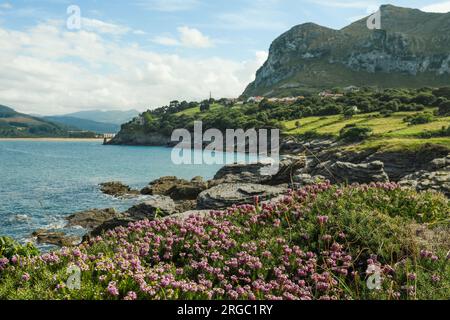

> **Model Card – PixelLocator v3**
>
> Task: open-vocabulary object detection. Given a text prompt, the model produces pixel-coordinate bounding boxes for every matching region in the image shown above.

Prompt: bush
[0,236,39,260]
[339,125,373,142]
[403,113,434,125]
[438,100,450,116]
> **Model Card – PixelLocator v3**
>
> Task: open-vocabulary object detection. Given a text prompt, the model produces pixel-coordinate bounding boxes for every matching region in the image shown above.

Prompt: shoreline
[0,138,104,142]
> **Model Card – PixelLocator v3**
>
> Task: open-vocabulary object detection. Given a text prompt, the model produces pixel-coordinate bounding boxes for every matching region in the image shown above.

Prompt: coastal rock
[399,170,450,197]
[292,173,326,188]
[100,182,139,197]
[197,183,287,209]
[32,230,80,247]
[141,176,208,200]
[315,161,389,184]
[212,156,306,186]
[175,200,197,213]
[89,217,137,237]
[66,208,122,230]
[126,195,177,219]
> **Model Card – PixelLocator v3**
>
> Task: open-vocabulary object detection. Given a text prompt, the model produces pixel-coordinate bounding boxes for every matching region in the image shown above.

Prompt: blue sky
[1,0,449,114]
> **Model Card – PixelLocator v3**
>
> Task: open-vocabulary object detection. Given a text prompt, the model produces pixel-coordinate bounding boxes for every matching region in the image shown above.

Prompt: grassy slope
[175,104,449,151]
[283,108,450,151]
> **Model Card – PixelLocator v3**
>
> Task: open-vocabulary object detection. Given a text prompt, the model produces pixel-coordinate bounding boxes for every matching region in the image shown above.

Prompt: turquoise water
[0,140,247,247]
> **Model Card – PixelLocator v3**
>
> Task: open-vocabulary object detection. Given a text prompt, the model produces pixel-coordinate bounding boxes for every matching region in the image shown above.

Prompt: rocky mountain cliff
[243,5,450,97]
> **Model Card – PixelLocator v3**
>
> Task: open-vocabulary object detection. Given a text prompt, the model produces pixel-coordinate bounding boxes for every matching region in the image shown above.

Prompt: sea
[0,140,253,249]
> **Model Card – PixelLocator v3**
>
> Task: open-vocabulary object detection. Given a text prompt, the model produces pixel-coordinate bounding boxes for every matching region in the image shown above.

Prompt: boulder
[89,217,137,237]
[212,156,306,186]
[292,173,326,188]
[141,176,207,200]
[315,161,389,184]
[126,195,177,219]
[32,230,80,247]
[66,208,122,230]
[197,183,287,209]
[399,170,450,197]
[175,200,197,213]
[100,182,139,197]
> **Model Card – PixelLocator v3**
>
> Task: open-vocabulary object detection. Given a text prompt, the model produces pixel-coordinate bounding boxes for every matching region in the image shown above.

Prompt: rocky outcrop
[243,5,450,97]
[100,182,139,197]
[126,195,177,219]
[66,208,122,230]
[314,161,389,184]
[32,230,80,247]
[197,183,287,209]
[141,176,208,200]
[212,156,305,186]
[400,171,450,197]
[399,156,450,197]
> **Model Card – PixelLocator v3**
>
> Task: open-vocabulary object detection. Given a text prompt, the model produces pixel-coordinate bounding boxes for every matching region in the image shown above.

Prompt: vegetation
[0,183,448,300]
[117,87,450,152]
[0,105,98,138]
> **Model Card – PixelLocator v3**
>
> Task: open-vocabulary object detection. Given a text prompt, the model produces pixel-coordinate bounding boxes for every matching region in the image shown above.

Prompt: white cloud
[177,26,212,48]
[137,0,199,12]
[152,27,213,48]
[422,1,450,13]
[0,21,265,115]
[152,35,180,46]
[81,18,131,35]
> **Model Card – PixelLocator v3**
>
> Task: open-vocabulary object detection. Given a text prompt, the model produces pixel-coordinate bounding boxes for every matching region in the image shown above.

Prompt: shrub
[403,113,434,125]
[438,100,450,116]
[0,236,39,260]
[339,125,373,142]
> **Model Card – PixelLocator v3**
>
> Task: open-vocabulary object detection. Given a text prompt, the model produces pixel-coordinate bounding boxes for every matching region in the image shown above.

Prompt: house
[319,91,344,99]
[247,96,265,103]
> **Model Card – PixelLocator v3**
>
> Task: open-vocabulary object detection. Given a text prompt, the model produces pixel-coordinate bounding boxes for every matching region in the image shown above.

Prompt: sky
[1,0,450,115]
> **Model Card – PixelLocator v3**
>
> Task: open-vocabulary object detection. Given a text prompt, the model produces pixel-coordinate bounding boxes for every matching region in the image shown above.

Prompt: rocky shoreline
[33,139,450,247]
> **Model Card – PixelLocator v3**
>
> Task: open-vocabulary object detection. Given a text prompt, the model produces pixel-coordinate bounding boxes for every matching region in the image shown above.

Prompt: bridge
[102,133,116,144]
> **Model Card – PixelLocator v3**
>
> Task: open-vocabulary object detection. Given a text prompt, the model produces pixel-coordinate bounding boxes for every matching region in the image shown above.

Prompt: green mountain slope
[64,110,139,125]
[243,5,450,97]
[0,105,96,138]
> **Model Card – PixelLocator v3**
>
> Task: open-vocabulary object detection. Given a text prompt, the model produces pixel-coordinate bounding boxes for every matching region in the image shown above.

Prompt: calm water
[0,140,249,247]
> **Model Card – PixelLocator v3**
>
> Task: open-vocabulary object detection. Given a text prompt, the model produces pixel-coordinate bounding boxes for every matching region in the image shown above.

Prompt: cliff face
[243,5,450,97]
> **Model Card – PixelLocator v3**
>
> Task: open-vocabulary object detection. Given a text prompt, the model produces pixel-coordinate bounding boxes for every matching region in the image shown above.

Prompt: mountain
[42,116,120,134]
[63,110,139,125]
[243,5,450,97]
[0,105,96,138]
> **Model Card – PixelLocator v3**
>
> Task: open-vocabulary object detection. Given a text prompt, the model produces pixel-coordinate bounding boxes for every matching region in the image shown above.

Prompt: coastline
[0,138,104,142]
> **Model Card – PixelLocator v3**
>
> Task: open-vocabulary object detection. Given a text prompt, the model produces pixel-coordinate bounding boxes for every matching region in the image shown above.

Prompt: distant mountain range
[42,116,120,134]
[63,110,139,125]
[0,105,96,138]
[243,5,450,97]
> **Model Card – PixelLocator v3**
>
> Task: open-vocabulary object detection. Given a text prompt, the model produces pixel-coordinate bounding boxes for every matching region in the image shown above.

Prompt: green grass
[282,109,450,151]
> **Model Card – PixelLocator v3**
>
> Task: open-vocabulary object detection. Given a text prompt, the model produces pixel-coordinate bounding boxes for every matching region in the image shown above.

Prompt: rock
[212,156,306,186]
[32,230,80,247]
[141,176,207,200]
[428,155,450,171]
[126,195,177,219]
[66,208,122,230]
[399,170,450,197]
[100,182,139,197]
[315,161,389,184]
[197,183,287,209]
[164,210,212,221]
[175,200,197,213]
[89,217,137,237]
[292,173,326,188]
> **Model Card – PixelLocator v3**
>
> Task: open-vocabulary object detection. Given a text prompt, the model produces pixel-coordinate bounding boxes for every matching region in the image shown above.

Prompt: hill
[0,105,97,138]
[243,5,450,97]
[109,88,450,152]
[42,116,120,134]
[64,110,139,125]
